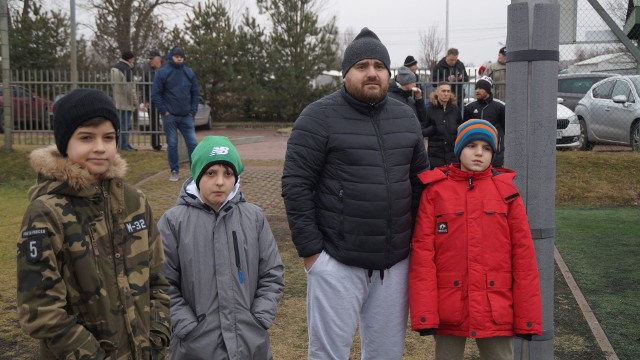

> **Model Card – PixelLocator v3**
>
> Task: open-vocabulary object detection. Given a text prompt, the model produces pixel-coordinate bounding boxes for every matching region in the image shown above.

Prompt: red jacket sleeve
[409,188,440,331]
[508,196,543,335]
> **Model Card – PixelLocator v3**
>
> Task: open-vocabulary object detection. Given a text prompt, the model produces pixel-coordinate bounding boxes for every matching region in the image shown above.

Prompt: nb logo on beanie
[210,146,229,156]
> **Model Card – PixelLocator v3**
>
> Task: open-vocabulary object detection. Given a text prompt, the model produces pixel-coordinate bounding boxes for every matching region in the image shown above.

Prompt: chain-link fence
[558,0,640,151]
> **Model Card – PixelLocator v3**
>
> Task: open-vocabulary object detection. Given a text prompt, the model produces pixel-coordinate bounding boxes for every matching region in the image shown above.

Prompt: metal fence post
[507,1,559,359]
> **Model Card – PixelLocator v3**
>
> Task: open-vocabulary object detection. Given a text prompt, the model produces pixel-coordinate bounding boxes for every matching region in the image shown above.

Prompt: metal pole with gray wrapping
[506,1,558,359]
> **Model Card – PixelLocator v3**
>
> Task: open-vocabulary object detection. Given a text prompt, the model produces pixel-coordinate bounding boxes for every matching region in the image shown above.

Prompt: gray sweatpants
[305,251,409,360]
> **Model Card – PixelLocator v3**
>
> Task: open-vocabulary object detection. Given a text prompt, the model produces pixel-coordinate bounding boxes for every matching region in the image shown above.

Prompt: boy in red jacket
[409,119,542,359]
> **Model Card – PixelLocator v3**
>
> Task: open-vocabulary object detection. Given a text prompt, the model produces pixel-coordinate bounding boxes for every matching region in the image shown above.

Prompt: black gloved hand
[516,334,533,341]
[419,328,437,336]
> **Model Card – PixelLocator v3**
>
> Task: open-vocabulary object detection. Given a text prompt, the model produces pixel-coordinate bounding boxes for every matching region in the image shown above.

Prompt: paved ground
[137,128,289,223]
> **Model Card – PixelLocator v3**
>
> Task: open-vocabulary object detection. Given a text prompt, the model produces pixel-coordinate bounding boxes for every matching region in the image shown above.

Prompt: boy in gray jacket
[159,136,285,359]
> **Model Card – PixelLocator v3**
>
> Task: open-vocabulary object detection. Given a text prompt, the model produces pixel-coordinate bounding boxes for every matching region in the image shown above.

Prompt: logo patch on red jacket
[437,222,448,234]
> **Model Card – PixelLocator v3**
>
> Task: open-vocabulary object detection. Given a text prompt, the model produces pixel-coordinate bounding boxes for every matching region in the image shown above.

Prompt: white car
[463,97,580,150]
[556,99,580,149]
[138,98,213,130]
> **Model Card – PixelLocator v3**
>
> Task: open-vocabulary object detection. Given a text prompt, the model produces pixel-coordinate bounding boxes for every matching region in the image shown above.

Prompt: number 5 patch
[25,238,43,264]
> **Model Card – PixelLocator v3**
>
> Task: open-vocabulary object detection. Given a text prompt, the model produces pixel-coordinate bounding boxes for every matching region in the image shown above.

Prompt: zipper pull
[233,231,244,284]
[468,177,474,190]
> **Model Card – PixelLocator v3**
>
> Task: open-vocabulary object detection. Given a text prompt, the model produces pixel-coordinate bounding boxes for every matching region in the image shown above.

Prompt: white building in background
[567,52,636,74]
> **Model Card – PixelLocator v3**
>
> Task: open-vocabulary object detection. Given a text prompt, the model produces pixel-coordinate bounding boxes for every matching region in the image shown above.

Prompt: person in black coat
[431,48,469,103]
[422,81,463,167]
[281,27,428,360]
[464,76,506,167]
[388,66,427,126]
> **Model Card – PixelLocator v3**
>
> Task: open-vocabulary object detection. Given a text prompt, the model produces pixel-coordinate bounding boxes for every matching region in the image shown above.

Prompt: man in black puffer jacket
[282,27,429,360]
[464,76,506,167]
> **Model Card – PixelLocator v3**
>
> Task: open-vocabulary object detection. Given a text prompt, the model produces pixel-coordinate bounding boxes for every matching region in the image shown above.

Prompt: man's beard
[347,82,389,104]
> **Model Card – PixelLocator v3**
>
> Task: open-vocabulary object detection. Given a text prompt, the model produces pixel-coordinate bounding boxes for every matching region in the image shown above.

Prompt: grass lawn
[0,145,638,358]
[556,207,640,360]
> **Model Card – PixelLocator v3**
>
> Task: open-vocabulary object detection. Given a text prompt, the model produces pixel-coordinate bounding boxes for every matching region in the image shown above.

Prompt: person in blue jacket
[152,46,200,182]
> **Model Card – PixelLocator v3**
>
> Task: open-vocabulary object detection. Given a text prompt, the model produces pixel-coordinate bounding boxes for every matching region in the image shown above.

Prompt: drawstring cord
[367,269,385,284]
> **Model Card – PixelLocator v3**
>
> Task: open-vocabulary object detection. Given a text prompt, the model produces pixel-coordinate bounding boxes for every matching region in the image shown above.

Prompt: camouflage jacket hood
[17,145,171,360]
[28,145,127,198]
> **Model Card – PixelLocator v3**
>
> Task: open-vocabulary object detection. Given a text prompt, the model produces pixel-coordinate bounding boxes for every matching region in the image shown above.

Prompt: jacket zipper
[370,109,393,268]
[232,231,244,284]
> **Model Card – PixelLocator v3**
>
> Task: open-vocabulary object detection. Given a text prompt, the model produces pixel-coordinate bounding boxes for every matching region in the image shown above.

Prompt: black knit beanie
[341,27,390,78]
[475,76,493,94]
[53,88,120,156]
[121,50,135,61]
[404,55,417,67]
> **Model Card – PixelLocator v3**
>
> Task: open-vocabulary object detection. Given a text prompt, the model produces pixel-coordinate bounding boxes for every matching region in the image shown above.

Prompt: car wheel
[631,121,640,152]
[203,113,213,130]
[578,119,593,151]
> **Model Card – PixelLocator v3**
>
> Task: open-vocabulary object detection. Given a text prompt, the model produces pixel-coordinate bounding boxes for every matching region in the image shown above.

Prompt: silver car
[574,75,640,151]
[138,98,213,130]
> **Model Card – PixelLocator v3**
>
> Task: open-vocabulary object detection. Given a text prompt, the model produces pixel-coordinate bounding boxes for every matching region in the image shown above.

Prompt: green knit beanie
[191,136,244,188]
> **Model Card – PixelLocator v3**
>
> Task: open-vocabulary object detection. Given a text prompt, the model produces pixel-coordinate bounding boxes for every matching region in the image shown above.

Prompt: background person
[388,66,426,126]
[143,49,163,150]
[110,50,138,151]
[152,46,199,182]
[464,76,506,167]
[431,48,469,103]
[484,47,507,101]
[409,119,542,360]
[281,27,429,360]
[422,81,463,167]
[404,55,420,82]
[16,88,170,359]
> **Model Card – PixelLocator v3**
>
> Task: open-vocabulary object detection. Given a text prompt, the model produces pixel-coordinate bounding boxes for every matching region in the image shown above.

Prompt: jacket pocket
[437,272,464,325]
[486,272,514,325]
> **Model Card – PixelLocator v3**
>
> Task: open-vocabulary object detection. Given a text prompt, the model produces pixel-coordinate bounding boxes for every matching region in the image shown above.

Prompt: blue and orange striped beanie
[454,119,499,159]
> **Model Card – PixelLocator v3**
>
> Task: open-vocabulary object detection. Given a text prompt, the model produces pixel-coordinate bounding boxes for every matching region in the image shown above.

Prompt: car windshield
[630,77,640,95]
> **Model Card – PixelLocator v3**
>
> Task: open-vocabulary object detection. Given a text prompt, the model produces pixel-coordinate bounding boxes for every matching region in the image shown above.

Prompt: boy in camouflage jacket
[16,89,170,359]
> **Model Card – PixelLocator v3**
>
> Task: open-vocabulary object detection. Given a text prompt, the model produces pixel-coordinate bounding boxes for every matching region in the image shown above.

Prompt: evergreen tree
[257,0,339,120]
[184,0,238,120]
[9,2,69,70]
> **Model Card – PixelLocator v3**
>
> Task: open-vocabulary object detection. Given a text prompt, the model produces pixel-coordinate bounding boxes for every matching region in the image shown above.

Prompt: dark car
[558,73,615,111]
[0,85,53,130]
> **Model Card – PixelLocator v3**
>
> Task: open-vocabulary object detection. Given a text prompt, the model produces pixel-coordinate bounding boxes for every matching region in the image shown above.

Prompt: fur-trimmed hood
[28,145,128,197]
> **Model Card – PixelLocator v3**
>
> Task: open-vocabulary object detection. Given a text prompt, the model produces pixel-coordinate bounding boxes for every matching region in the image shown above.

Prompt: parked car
[574,75,640,151]
[0,85,53,130]
[558,73,614,111]
[138,98,213,130]
[556,99,580,150]
[464,97,580,150]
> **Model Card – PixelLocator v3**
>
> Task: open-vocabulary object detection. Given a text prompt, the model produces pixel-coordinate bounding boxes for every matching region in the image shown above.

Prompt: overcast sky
[232,0,511,68]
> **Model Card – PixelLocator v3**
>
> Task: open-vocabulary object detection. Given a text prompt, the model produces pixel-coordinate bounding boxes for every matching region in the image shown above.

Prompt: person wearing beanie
[283,26,428,359]
[404,55,420,81]
[158,136,284,359]
[152,45,200,181]
[17,89,171,358]
[409,118,542,360]
[464,76,506,167]
[341,27,391,78]
[111,49,138,151]
[388,66,426,127]
[431,47,470,103]
[143,50,163,150]
[485,46,507,101]
[52,88,120,157]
